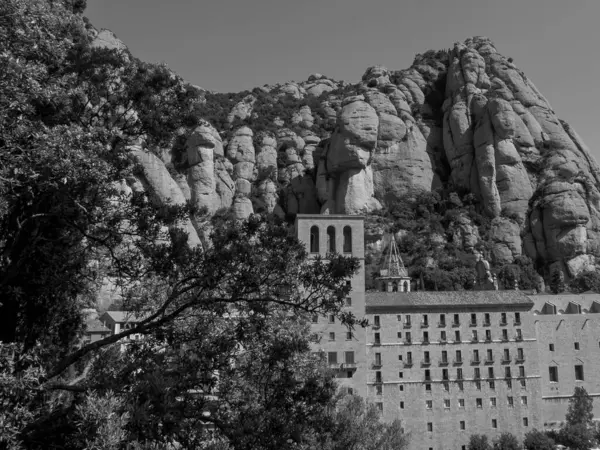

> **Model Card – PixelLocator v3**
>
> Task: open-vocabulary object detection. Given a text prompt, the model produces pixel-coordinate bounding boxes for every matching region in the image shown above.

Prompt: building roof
[529,292,600,314]
[86,318,111,334]
[366,290,534,313]
[100,311,144,323]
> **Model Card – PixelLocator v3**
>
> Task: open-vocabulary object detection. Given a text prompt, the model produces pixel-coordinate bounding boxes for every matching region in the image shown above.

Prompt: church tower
[376,236,411,292]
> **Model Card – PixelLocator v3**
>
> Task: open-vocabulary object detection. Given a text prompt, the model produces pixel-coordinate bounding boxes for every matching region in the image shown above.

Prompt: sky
[86,0,600,160]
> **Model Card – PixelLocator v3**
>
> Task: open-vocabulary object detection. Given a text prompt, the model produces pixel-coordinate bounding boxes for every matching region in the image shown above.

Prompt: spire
[383,236,408,278]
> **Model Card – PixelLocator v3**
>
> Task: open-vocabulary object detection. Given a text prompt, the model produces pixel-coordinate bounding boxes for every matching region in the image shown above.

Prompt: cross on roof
[385,236,408,278]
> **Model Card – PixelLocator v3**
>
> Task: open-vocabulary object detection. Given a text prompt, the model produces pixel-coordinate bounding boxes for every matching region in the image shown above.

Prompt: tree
[566,386,594,427]
[570,270,600,293]
[557,423,595,450]
[468,434,492,450]
[549,267,566,294]
[523,429,555,450]
[493,432,521,450]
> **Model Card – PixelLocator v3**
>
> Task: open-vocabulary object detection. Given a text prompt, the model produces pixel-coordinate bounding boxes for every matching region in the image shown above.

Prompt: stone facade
[295,215,600,450]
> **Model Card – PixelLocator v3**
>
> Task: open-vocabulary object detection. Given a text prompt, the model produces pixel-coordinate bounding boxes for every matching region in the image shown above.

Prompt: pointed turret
[376,236,412,292]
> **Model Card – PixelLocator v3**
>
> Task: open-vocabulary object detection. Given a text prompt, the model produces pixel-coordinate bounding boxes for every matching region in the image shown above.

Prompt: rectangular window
[521,396,527,406]
[507,396,514,407]
[519,366,525,378]
[427,422,433,432]
[444,399,450,409]
[397,331,402,338]
[502,329,508,341]
[458,382,464,391]
[506,379,512,389]
[549,343,554,351]
[441,330,447,342]
[406,315,411,326]
[549,366,558,382]
[376,385,382,395]
[458,398,465,408]
[520,379,526,388]
[329,332,335,341]
[400,401,404,409]
[456,350,462,362]
[515,312,521,324]
[470,313,477,326]
[345,297,352,306]
[422,314,428,326]
[504,348,510,362]
[397,315,402,321]
[472,330,478,342]
[423,331,429,343]
[484,313,491,325]
[376,402,383,412]
[398,354,403,361]
[405,332,411,343]
[474,368,481,379]
[439,314,446,326]
[489,380,495,390]
[399,385,404,391]
[407,351,412,364]
[345,351,354,364]
[488,367,495,379]
[476,381,482,390]
[501,312,507,325]
[329,315,335,324]
[375,371,382,383]
[476,398,483,409]
[425,383,431,391]
[425,369,431,381]
[457,368,463,380]
[575,342,580,350]
[455,330,461,342]
[443,382,450,392]
[399,371,403,378]
[374,332,381,345]
[492,419,497,429]
[473,349,480,363]
[505,367,512,379]
[442,350,448,363]
[523,417,529,427]
[490,397,497,408]
[424,351,430,363]
[453,314,460,326]
[328,352,337,364]
[487,349,493,362]
[442,369,449,380]
[516,329,522,341]
[426,400,433,409]
[575,365,585,381]
[346,331,353,340]
[486,329,492,342]
[373,315,380,327]
[375,352,382,366]
[460,420,465,430]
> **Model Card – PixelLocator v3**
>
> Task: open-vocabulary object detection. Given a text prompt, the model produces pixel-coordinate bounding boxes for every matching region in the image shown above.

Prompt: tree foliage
[523,430,555,450]
[566,386,594,427]
[468,434,492,450]
[569,270,600,293]
[493,432,521,450]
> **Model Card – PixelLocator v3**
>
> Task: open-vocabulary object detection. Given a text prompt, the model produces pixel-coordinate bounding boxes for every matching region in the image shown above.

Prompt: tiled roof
[101,311,144,323]
[366,290,533,313]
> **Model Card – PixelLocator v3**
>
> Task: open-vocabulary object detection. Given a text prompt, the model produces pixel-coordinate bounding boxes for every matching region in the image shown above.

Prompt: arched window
[327,226,336,253]
[343,226,352,253]
[392,281,398,292]
[310,226,319,253]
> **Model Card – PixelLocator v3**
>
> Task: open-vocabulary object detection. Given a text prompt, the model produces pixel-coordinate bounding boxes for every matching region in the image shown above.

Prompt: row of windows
[376,378,526,394]
[373,365,526,383]
[310,225,352,253]
[549,364,585,382]
[549,342,590,351]
[419,396,528,409]
[374,328,523,344]
[373,312,522,328]
[382,348,525,366]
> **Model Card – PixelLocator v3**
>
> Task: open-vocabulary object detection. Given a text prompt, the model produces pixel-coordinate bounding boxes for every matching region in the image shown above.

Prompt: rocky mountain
[94,30,600,285]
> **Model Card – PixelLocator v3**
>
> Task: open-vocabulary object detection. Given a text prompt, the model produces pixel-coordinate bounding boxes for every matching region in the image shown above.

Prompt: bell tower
[376,236,411,292]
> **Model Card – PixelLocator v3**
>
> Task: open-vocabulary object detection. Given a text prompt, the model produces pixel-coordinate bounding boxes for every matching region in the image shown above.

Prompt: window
[501,312,507,325]
[441,330,447,342]
[346,331,353,340]
[347,370,353,378]
[476,381,482,390]
[329,332,335,341]
[426,400,433,409]
[374,352,382,366]
[373,315,380,327]
[406,315,411,326]
[400,401,404,409]
[458,398,465,408]
[505,367,512,378]
[345,351,354,364]
[443,382,450,392]
[492,419,497,429]
[474,368,481,379]
[397,331,402,338]
[422,314,429,326]
[520,379,526,388]
[397,315,402,321]
[441,350,448,363]
[575,342,580,350]
[517,348,524,361]
[399,372,403,378]
[515,312,521,324]
[503,348,510,362]
[425,369,431,381]
[458,382,464,391]
[484,313,491,325]
[444,399,450,409]
[490,397,497,408]
[376,385,383,395]
[457,368,463,380]
[519,366,525,378]
[575,365,585,381]
[407,352,412,364]
[455,330,461,342]
[549,343,554,351]
[521,396,527,406]
[329,315,335,324]
[453,314,460,326]
[326,226,336,252]
[476,398,483,409]
[442,369,449,380]
[460,420,466,430]
[398,354,403,361]
[472,330,478,342]
[405,332,411,343]
[376,402,383,412]
[425,383,431,391]
[343,226,352,253]
[423,331,429,343]
[312,314,318,323]
[399,385,404,391]
[470,313,477,326]
[549,366,558,382]
[502,329,508,341]
[424,351,431,364]
[488,367,495,379]
[345,297,352,306]
[486,330,492,341]
[487,349,493,362]
[523,417,529,427]
[507,396,514,407]
[473,349,480,363]
[427,422,433,432]
[374,333,381,345]
[516,329,522,340]
[439,314,446,326]
[310,226,319,253]
[328,352,337,364]
[375,371,382,383]
[489,380,496,390]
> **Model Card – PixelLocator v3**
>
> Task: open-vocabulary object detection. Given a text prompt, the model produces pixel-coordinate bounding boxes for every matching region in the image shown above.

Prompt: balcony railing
[404,359,413,367]
[515,355,525,363]
[452,321,460,327]
[485,336,492,343]
[485,357,494,364]
[501,356,511,364]
[421,322,429,329]
[439,358,449,366]
[483,320,491,327]
[514,320,522,326]
[342,363,357,370]
[403,322,412,329]
[469,321,477,327]
[440,337,447,344]
[453,358,463,365]
[471,336,479,343]
[501,336,509,342]
[500,320,508,326]
[456,373,464,380]
[422,338,430,345]
[421,359,432,367]
[438,321,446,328]
[328,363,341,370]
[515,335,523,342]
[372,361,382,368]
[471,358,481,365]
[404,339,412,345]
